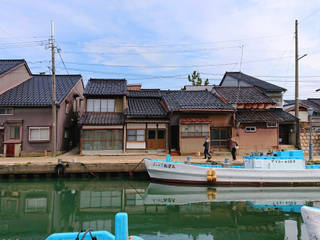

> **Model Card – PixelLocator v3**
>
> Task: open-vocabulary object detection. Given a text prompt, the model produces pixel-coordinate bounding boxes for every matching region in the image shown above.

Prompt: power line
[63,61,239,69]
[62,45,242,56]
[58,34,291,48]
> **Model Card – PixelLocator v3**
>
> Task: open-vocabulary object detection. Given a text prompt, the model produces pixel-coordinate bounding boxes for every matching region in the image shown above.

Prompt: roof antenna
[239,44,244,72]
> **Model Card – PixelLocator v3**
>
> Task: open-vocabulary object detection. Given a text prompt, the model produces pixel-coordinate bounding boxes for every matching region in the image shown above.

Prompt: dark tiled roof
[236,109,297,123]
[270,108,298,122]
[284,99,320,112]
[0,59,25,75]
[128,89,162,98]
[84,79,127,96]
[213,86,275,104]
[0,74,82,107]
[222,72,286,92]
[163,90,234,111]
[126,98,167,118]
[79,112,124,125]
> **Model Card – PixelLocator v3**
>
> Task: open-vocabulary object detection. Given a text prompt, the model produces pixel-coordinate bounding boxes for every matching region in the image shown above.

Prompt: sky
[1,0,320,99]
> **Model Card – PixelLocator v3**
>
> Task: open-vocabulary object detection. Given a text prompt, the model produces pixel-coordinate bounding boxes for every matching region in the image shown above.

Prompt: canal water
[1,177,319,240]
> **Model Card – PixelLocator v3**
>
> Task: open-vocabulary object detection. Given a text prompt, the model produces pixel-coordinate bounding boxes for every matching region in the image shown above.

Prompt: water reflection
[0,179,319,240]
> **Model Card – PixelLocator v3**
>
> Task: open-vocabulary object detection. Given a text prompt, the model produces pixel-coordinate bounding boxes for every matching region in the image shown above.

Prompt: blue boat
[46,212,142,240]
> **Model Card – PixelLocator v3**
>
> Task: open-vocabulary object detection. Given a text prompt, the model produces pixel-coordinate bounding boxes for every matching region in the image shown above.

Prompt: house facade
[79,79,127,154]
[213,85,297,153]
[0,59,84,157]
[162,90,234,154]
[125,89,169,152]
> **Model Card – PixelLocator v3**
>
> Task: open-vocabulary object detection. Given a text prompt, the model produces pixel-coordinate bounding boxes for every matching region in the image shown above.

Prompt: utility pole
[295,19,300,149]
[51,20,57,157]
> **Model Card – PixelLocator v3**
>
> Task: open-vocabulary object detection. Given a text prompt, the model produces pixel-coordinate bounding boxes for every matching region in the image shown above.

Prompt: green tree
[188,71,209,86]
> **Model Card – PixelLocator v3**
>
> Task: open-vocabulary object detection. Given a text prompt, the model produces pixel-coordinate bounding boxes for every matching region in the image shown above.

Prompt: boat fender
[207,169,216,183]
[208,189,216,200]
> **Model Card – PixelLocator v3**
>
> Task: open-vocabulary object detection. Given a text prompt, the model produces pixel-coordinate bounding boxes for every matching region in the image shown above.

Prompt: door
[0,129,3,154]
[6,143,15,157]
[210,127,231,149]
[147,129,166,150]
[279,124,290,144]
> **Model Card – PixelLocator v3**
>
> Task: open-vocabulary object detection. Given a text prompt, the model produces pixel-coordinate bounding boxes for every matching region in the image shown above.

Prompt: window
[267,122,277,128]
[73,99,77,112]
[87,99,115,112]
[82,129,123,150]
[0,108,13,115]
[158,129,165,139]
[10,126,20,139]
[87,99,94,111]
[245,126,256,133]
[181,124,209,137]
[128,129,145,141]
[29,127,50,141]
[101,99,115,112]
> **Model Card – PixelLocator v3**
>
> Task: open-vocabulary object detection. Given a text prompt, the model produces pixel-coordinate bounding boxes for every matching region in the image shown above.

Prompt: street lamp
[307,107,313,161]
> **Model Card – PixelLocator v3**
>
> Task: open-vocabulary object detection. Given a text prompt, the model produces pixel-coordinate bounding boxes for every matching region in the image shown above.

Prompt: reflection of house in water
[0,180,315,239]
[0,185,53,239]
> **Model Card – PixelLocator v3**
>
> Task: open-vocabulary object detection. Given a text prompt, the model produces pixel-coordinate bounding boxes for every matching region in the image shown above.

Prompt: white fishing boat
[144,150,320,185]
[301,206,320,239]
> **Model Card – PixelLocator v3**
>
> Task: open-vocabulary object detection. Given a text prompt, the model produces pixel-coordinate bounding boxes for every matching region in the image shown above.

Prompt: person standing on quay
[231,138,239,160]
[203,136,211,161]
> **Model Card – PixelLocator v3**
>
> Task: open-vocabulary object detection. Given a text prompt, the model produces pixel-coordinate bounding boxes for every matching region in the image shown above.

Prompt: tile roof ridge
[0,59,26,62]
[89,78,126,81]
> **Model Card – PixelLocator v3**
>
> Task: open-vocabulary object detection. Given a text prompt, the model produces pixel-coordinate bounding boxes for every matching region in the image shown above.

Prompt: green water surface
[0,177,318,240]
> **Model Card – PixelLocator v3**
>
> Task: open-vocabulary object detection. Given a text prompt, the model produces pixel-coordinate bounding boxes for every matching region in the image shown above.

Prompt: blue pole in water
[166,154,171,162]
[115,212,128,240]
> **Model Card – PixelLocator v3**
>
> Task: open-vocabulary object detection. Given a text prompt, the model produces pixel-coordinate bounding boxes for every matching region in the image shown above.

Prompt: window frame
[266,122,277,128]
[9,126,20,140]
[127,129,145,142]
[29,127,50,142]
[181,123,209,137]
[82,129,123,150]
[245,126,256,133]
[86,99,115,113]
[0,108,13,115]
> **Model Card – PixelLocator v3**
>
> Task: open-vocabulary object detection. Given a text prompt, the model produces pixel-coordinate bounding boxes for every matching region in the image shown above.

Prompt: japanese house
[0,59,84,157]
[219,72,286,108]
[162,90,234,154]
[125,88,169,153]
[213,86,298,153]
[79,79,127,154]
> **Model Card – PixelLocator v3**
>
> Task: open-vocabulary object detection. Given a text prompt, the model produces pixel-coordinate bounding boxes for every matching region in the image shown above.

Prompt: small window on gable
[65,103,70,114]
[245,126,256,133]
[267,122,277,128]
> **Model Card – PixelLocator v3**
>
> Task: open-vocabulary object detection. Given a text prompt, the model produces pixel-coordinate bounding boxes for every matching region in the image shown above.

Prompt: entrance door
[210,127,231,149]
[147,129,166,150]
[0,130,3,154]
[279,124,290,144]
[6,143,15,157]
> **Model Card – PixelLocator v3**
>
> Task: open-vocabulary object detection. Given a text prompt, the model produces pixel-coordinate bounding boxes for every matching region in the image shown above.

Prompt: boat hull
[301,206,320,239]
[144,159,320,185]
